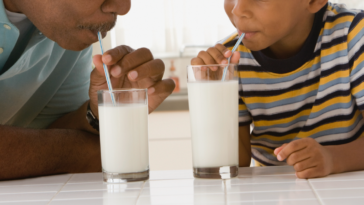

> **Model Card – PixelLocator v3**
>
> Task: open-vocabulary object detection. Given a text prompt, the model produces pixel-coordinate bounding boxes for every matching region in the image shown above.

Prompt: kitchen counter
[1,166,364,205]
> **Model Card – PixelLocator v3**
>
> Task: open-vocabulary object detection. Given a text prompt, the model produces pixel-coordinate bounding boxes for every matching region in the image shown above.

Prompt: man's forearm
[49,101,99,135]
[0,125,101,180]
[327,137,364,174]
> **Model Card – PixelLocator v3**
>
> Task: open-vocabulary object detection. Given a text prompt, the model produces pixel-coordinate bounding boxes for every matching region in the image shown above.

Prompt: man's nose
[101,0,131,16]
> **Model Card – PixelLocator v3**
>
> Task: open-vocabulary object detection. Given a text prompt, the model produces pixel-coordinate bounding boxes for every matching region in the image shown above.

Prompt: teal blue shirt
[0,1,92,129]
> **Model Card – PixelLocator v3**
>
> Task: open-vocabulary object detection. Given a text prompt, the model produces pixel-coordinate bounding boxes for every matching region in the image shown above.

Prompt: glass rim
[187,64,237,67]
[97,88,148,94]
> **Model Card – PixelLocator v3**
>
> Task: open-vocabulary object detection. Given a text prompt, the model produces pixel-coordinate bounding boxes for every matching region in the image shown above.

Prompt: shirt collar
[0,0,12,24]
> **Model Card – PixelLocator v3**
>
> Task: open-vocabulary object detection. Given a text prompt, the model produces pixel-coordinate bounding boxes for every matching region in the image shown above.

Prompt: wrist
[326,145,344,174]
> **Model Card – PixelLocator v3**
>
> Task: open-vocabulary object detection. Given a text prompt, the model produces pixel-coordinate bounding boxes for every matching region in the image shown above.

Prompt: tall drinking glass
[98,89,149,183]
[187,64,239,179]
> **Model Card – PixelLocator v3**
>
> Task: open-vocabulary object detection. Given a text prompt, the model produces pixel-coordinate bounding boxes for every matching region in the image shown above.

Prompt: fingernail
[128,71,138,80]
[111,65,122,76]
[277,155,282,161]
[221,60,228,65]
[148,87,155,95]
[224,50,231,56]
[102,55,112,64]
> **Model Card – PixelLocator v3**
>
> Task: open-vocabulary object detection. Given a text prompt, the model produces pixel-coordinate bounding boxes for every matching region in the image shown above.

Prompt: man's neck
[3,0,21,13]
[263,13,315,59]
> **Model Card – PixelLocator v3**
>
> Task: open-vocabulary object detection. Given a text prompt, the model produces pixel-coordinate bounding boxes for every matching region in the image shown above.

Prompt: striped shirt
[222,3,364,166]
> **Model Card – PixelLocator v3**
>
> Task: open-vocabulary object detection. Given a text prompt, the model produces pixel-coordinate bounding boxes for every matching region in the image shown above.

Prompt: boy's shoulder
[326,3,364,29]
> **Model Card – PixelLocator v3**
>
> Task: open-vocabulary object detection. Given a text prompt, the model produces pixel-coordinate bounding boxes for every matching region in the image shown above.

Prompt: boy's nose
[101,0,131,16]
[232,0,253,19]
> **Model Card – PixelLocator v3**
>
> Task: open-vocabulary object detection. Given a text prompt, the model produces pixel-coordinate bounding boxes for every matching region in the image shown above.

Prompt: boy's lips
[238,30,257,40]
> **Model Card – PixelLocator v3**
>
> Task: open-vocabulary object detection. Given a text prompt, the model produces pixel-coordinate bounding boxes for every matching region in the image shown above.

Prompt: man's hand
[191,44,240,65]
[274,138,334,179]
[90,46,175,117]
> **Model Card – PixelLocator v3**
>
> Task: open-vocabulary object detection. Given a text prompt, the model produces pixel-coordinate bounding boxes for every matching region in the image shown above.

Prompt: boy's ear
[307,0,328,14]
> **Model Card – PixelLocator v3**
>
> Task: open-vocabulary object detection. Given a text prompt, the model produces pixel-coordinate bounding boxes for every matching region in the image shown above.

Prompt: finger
[92,55,109,84]
[286,148,311,166]
[296,167,319,179]
[277,139,308,161]
[117,47,154,74]
[293,157,317,172]
[230,51,240,64]
[215,44,232,58]
[127,59,165,82]
[197,50,219,65]
[148,79,175,113]
[102,45,134,65]
[207,46,228,64]
[274,143,288,155]
[191,57,205,66]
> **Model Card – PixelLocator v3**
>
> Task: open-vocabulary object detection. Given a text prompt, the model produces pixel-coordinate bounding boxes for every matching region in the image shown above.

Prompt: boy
[191,0,364,179]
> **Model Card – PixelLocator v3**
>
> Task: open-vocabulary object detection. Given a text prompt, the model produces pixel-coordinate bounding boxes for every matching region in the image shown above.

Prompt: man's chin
[57,41,92,51]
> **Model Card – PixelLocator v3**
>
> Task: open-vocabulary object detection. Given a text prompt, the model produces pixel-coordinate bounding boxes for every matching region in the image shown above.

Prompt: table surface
[1,166,364,205]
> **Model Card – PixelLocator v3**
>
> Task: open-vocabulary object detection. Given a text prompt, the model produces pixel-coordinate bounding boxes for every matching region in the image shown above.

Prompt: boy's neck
[262,13,316,59]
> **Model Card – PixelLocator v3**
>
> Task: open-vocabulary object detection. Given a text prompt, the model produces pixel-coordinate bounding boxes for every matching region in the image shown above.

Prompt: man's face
[224,0,309,51]
[9,0,131,51]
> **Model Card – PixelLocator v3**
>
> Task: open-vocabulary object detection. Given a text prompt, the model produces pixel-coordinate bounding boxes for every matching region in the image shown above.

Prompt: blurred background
[92,0,364,171]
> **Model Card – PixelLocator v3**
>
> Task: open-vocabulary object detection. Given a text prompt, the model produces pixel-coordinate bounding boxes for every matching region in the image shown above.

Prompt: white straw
[221,33,245,81]
[98,32,116,104]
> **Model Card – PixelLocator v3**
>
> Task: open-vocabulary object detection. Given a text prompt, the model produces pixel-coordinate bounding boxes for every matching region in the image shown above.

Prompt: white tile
[321,197,364,205]
[149,169,194,181]
[0,202,49,205]
[142,185,224,196]
[61,182,143,192]
[54,189,140,200]
[308,170,364,182]
[0,174,72,187]
[316,188,364,198]
[238,166,295,178]
[144,179,224,188]
[68,173,103,184]
[137,194,225,205]
[227,200,320,205]
[310,180,364,190]
[227,182,311,193]
[226,190,316,202]
[50,198,136,205]
[227,175,306,185]
[0,184,62,194]
[0,192,56,203]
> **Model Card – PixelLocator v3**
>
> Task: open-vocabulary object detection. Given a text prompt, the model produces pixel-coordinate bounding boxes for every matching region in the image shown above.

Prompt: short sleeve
[349,12,364,110]
[28,47,93,128]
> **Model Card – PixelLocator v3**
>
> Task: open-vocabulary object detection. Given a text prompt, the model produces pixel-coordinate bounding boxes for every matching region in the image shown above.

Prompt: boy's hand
[274,138,334,179]
[191,44,240,65]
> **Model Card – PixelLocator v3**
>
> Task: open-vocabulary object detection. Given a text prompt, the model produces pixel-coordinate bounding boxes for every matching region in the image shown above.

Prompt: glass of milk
[187,64,239,179]
[98,89,149,183]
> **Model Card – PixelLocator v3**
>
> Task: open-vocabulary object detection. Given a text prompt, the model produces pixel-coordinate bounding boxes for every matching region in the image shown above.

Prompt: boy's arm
[0,125,101,181]
[239,125,251,167]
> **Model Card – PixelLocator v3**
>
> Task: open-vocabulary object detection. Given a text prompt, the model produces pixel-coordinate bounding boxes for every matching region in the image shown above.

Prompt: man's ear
[307,0,328,14]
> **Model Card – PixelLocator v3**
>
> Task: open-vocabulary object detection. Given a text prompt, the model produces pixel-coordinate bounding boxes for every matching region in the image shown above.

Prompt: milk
[188,81,239,168]
[98,104,149,173]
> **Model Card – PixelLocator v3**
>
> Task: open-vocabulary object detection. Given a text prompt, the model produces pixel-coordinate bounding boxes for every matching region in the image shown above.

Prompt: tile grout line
[223,179,228,205]
[135,180,146,205]
[307,179,324,205]
[46,174,73,205]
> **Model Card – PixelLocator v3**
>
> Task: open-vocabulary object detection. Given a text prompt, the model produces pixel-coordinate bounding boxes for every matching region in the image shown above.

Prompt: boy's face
[5,0,131,51]
[224,0,311,51]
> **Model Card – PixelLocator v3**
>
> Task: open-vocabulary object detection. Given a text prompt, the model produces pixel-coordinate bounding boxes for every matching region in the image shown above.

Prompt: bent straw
[221,33,245,81]
[98,32,116,104]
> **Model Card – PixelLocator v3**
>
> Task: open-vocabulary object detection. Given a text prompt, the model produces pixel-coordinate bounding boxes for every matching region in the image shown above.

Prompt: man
[0,0,174,180]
